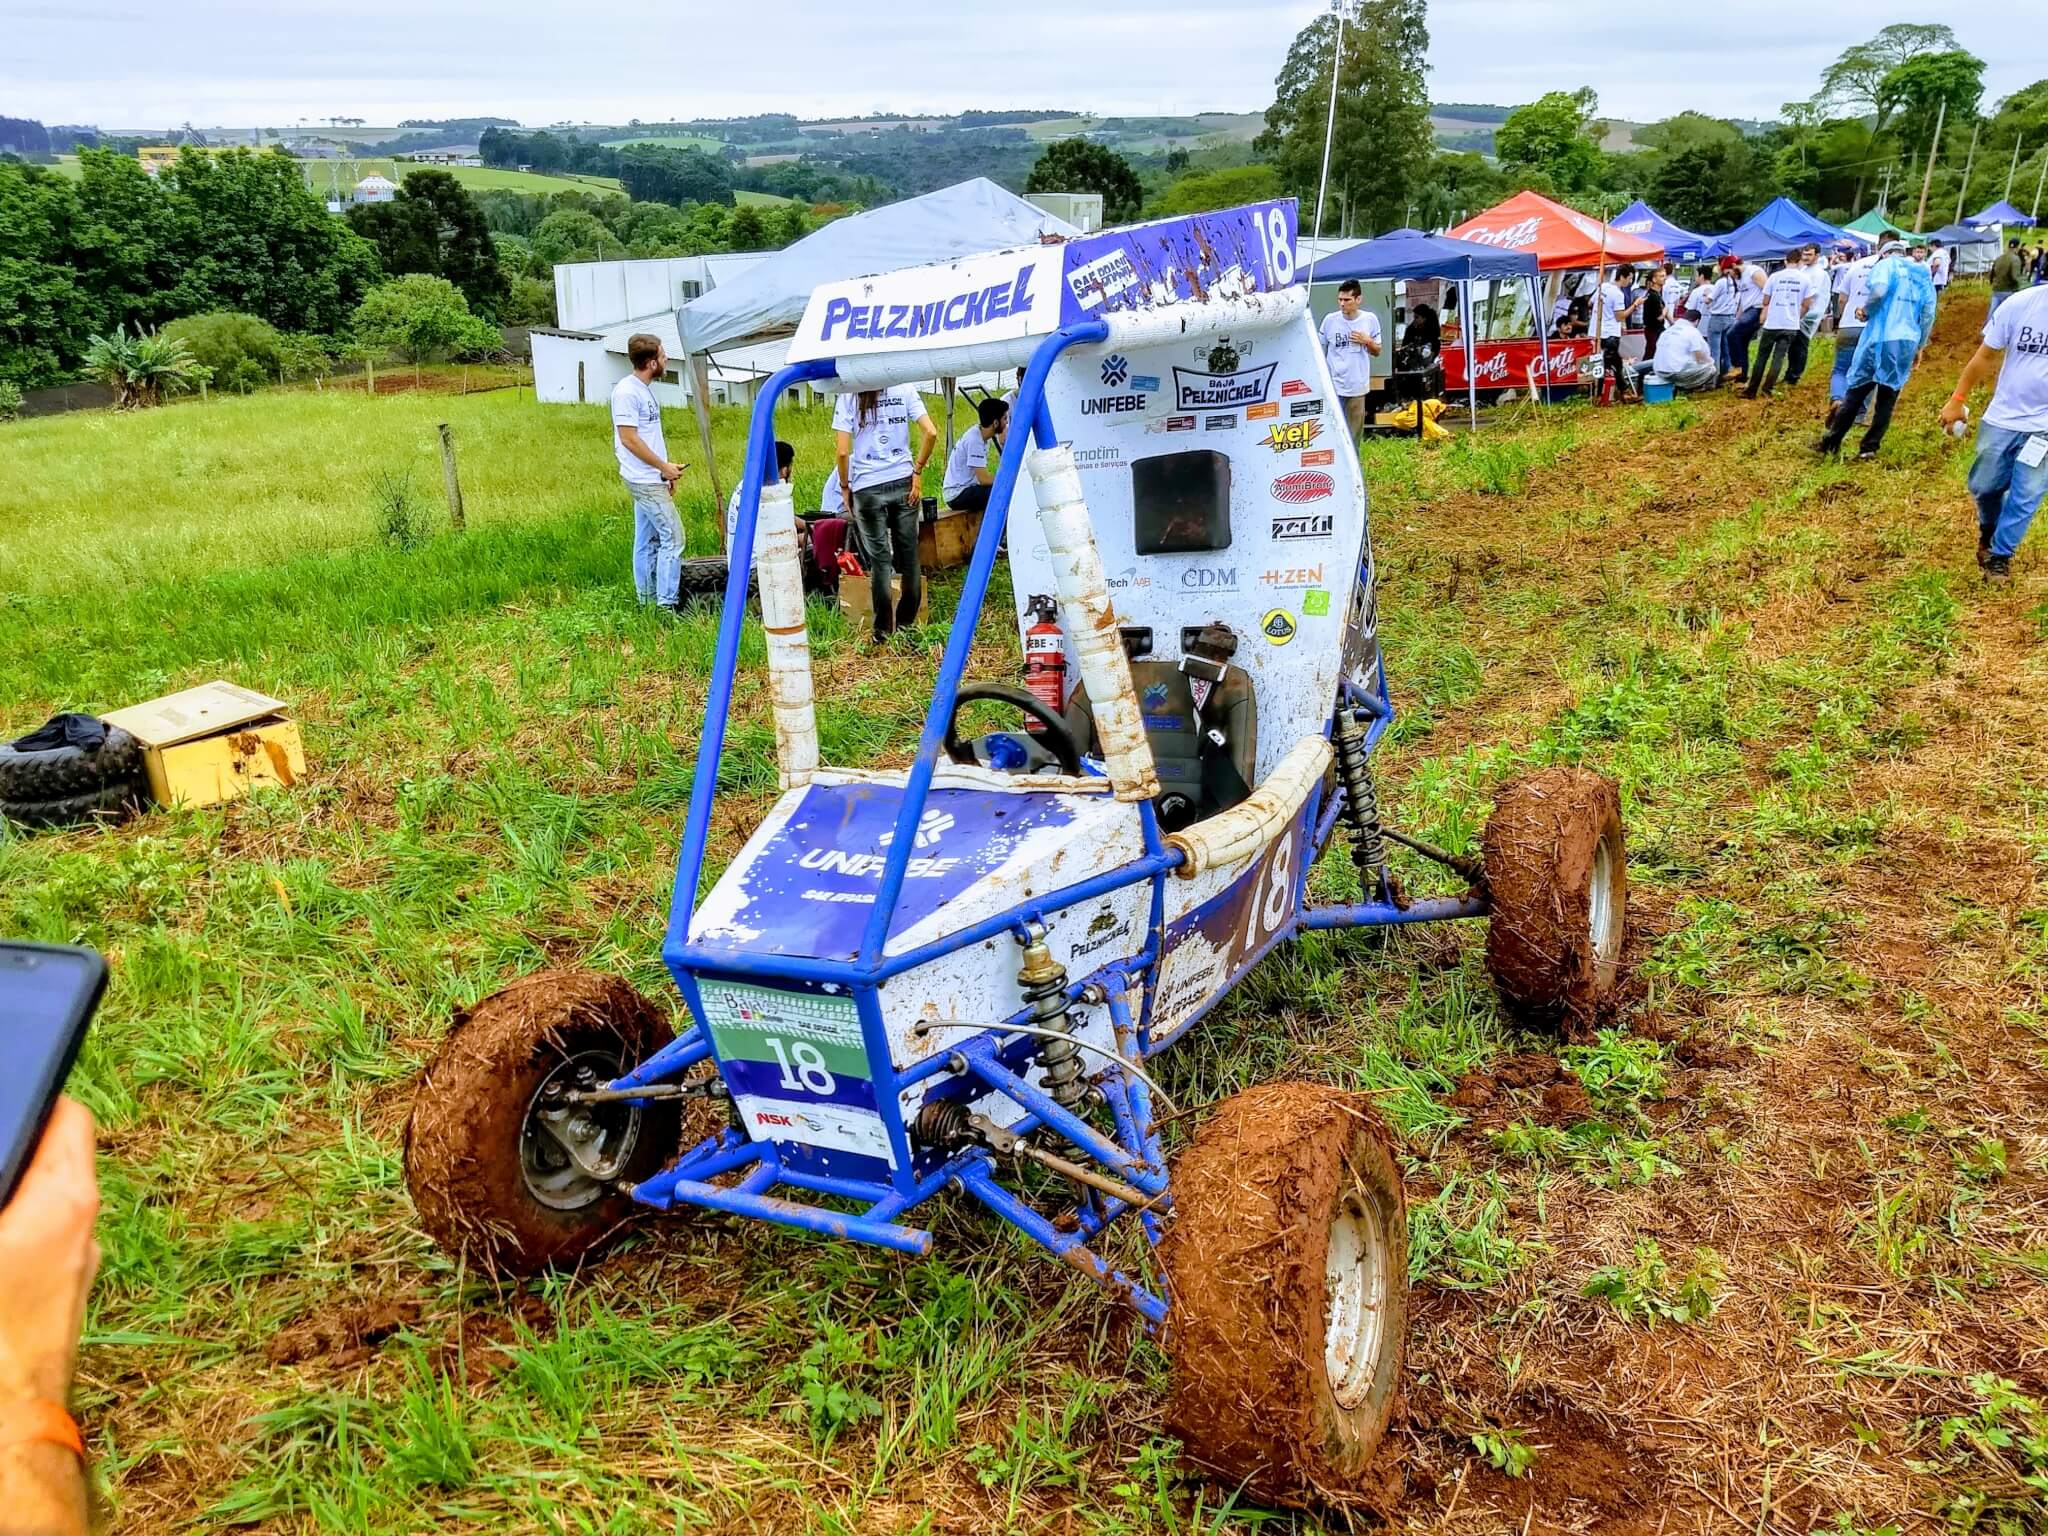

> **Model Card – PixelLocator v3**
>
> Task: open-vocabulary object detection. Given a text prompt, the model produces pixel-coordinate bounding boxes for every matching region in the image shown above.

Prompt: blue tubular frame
[620,309,1483,1319]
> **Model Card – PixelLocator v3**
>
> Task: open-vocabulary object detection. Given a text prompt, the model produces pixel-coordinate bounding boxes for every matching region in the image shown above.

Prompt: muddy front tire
[1482,765,1627,1031]
[404,970,681,1276]
[1159,1082,1408,1512]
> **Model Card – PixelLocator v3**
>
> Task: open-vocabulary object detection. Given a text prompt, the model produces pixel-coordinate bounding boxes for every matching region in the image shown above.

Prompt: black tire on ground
[404,970,682,1276]
[1481,765,1627,1031]
[1158,1081,1409,1513]
[0,722,145,804]
[673,556,753,609]
[0,778,145,830]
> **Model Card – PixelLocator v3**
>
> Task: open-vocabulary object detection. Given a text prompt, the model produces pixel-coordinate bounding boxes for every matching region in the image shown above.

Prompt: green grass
[6,311,2043,1530]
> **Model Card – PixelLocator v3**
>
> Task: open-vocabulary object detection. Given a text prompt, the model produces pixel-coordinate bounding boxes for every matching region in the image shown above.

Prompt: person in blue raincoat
[1816,239,1937,460]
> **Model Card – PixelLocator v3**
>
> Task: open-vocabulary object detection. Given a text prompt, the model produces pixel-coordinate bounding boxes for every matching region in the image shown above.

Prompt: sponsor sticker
[1245,401,1280,420]
[1173,363,1278,411]
[1130,373,1161,392]
[1272,510,1335,540]
[1301,448,1336,467]
[1261,609,1297,645]
[1081,392,1149,417]
[1259,564,1324,588]
[1100,353,1129,386]
[1073,443,1126,470]
[1302,588,1331,616]
[1288,398,1323,419]
[1165,415,1196,432]
[1181,567,1238,590]
[1203,412,1237,431]
[1280,378,1312,397]
[1067,248,1143,311]
[1262,419,1324,453]
[1270,471,1334,506]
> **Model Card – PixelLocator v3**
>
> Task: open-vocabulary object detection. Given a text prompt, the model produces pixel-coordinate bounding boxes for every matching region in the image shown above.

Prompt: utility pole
[2004,138,2024,202]
[1877,164,1893,219]
[2035,151,2047,221]
[1307,0,1356,285]
[1913,98,1946,235]
[1954,121,1979,225]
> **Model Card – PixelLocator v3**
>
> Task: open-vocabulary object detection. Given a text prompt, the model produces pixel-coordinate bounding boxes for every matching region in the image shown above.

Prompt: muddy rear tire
[1159,1082,1408,1512]
[1482,766,1626,1031]
[404,969,681,1276]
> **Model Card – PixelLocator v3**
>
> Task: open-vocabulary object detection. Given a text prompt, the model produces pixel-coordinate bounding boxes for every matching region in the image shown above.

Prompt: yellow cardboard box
[100,681,305,809]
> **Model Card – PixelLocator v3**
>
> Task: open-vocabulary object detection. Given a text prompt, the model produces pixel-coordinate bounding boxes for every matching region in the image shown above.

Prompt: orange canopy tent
[1447,191,1664,270]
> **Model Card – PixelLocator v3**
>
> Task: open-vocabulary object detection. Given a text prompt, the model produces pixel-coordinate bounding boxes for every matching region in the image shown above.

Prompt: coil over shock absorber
[1016,922,1090,1110]
[1332,705,1403,907]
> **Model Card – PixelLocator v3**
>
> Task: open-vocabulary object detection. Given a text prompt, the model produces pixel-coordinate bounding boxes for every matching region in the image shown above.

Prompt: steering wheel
[943,682,1083,777]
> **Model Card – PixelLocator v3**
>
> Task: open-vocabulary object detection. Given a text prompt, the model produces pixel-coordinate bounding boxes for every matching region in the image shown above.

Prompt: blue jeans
[629,481,683,605]
[1989,290,2015,320]
[1829,328,1861,402]
[1705,313,1734,374]
[1970,422,2048,559]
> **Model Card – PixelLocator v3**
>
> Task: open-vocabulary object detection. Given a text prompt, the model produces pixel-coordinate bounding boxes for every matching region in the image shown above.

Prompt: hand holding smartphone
[0,946,102,1208]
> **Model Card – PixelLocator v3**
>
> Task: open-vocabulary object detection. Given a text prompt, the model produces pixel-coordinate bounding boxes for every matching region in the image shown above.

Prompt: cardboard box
[101,680,305,809]
[839,571,931,631]
[933,508,985,568]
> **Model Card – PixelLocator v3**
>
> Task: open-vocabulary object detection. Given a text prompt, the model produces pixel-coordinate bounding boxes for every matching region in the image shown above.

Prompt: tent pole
[1307,0,1350,285]
[688,353,723,551]
[1462,276,1477,430]
[1533,273,1552,407]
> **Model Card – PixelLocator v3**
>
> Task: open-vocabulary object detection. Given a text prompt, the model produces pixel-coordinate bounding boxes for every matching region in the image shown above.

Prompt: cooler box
[1642,376,1675,403]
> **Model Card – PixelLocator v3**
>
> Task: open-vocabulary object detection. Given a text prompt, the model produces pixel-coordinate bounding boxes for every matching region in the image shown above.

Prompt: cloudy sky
[6,1,2044,130]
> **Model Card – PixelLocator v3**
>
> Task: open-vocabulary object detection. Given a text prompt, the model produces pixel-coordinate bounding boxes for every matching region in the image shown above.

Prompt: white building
[351,174,398,204]
[531,253,812,410]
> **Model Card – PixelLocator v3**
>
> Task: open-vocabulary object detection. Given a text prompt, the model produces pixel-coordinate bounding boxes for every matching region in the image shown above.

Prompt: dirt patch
[430,1291,555,1388]
[265,1297,423,1368]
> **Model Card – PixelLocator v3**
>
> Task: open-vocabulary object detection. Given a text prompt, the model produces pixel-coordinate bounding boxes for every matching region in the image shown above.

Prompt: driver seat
[1064,628,1257,833]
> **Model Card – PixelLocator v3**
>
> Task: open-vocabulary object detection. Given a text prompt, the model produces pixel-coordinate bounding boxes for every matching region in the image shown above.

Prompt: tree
[770,202,809,248]
[1495,90,1605,195]
[160,311,286,392]
[0,161,91,386]
[347,169,507,318]
[1815,23,1958,127]
[159,148,381,336]
[1025,139,1143,223]
[1877,50,1986,165]
[1410,150,1515,228]
[1647,140,1776,232]
[615,144,734,207]
[530,208,615,265]
[1153,164,1284,216]
[83,324,208,407]
[1254,1,1433,237]
[350,274,500,364]
[726,203,768,250]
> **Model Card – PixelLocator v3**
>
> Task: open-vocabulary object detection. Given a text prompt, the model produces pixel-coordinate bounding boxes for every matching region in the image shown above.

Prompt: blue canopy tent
[1308,227,1545,425]
[1966,199,2037,229]
[1717,197,1847,262]
[1612,200,1720,264]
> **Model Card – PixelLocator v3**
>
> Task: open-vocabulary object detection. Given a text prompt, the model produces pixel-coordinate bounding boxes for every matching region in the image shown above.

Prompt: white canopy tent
[676,179,1077,522]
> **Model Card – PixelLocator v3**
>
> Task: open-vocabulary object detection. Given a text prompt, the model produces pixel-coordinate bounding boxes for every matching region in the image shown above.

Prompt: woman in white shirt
[834,384,939,640]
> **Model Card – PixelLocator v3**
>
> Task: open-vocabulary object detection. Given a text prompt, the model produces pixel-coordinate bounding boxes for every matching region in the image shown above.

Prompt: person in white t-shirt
[1321,279,1383,436]
[833,383,938,640]
[1588,268,1641,400]
[1830,240,1888,406]
[1661,267,1689,322]
[1941,283,2048,581]
[1651,314,1718,392]
[1928,239,1951,295]
[610,332,687,608]
[1746,258,1820,398]
[943,397,1009,514]
[1727,260,1767,384]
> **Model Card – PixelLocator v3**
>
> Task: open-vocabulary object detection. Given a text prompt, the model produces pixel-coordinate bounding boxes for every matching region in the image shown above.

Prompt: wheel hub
[1324,1192,1391,1410]
[521,1049,643,1211]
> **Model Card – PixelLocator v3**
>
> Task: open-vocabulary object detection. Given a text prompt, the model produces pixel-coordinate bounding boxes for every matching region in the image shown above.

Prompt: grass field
[42,155,626,197]
[601,135,723,153]
[5,290,2048,1533]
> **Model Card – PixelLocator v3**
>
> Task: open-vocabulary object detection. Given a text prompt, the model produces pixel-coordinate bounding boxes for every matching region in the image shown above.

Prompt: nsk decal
[1262,418,1324,453]
[1203,412,1237,432]
[1245,401,1280,421]
[1262,609,1297,644]
[1270,472,1334,506]
[1260,564,1324,588]
[1273,510,1335,540]
[1082,392,1150,417]
[1288,398,1323,419]
[820,266,1034,343]
[1181,567,1238,590]
[1174,364,1278,411]
[1056,200,1299,325]
[1280,378,1312,397]
[1302,588,1332,616]
[1300,448,1336,467]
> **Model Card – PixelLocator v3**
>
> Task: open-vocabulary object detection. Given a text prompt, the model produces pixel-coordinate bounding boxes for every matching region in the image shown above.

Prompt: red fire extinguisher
[1022,594,1066,734]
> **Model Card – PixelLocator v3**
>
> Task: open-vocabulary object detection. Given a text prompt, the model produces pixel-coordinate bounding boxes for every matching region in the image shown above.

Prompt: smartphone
[0,943,104,1206]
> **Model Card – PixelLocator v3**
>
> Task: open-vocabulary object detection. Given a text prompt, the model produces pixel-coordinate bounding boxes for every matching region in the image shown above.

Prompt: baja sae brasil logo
[820,264,1034,342]
[1173,363,1278,411]
[1270,471,1335,505]
[1262,418,1324,453]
